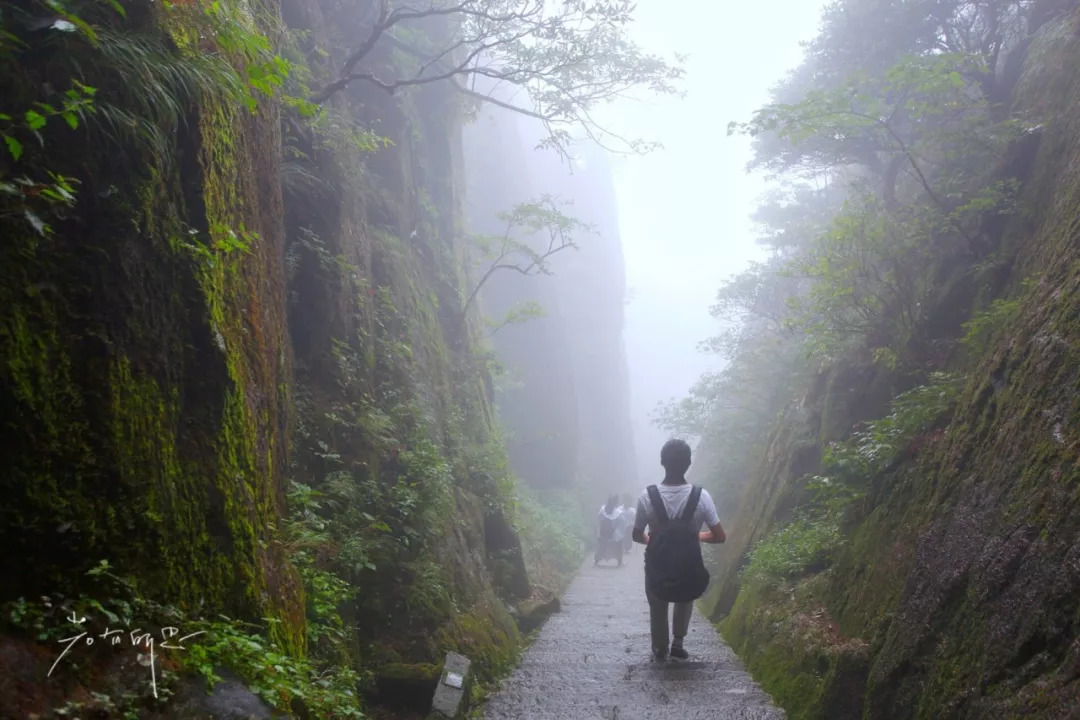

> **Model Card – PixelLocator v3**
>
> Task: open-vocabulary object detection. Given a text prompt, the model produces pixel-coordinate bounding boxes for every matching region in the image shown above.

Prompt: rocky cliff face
[707,9,1080,719]
[462,110,581,491]
[0,0,305,650]
[464,112,638,504]
[0,0,561,716]
[548,145,639,499]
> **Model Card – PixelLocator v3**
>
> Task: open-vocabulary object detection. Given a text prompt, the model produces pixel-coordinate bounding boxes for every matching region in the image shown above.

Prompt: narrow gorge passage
[482,555,784,720]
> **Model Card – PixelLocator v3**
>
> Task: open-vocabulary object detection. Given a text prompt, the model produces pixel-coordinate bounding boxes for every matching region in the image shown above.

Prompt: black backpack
[644,484,710,602]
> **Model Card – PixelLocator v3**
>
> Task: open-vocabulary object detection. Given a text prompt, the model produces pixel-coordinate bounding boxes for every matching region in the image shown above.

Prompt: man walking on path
[632,439,726,661]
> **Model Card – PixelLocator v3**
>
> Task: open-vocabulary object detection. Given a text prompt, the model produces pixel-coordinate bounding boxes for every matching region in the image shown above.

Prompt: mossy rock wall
[714,9,1080,720]
[1,0,529,706]
[701,353,898,620]
[278,0,524,684]
[701,403,820,618]
[0,0,305,652]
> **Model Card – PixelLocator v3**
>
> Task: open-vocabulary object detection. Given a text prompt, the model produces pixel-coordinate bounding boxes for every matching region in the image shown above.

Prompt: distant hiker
[595,494,625,566]
[633,439,725,661]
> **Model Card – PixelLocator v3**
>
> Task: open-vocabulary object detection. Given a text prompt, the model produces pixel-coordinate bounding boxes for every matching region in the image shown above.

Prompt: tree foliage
[314,0,684,156]
[726,47,1024,363]
[0,0,314,236]
[663,0,1049,516]
[461,195,590,326]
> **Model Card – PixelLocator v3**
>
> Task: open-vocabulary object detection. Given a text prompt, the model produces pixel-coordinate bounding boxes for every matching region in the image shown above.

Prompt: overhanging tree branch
[312,0,683,156]
[459,195,591,328]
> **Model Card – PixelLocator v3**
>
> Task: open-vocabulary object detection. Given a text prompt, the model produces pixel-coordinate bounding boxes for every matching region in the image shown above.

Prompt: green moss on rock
[0,0,305,660]
[715,13,1080,720]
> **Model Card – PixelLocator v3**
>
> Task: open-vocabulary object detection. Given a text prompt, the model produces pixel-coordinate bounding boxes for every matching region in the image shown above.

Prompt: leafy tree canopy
[315,0,685,157]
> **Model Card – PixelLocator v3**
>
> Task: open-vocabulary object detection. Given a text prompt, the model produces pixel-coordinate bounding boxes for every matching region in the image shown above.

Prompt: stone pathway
[482,553,785,720]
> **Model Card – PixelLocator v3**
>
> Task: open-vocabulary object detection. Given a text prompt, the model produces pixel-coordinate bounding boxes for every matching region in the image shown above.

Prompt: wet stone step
[486,682,775,709]
[482,559,785,720]
[514,660,756,685]
[483,699,786,720]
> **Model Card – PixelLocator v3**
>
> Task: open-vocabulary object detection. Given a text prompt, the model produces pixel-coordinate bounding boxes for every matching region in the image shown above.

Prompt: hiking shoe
[651,648,667,662]
[669,645,689,660]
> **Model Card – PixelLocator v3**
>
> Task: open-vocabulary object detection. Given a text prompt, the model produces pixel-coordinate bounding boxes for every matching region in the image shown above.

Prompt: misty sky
[595,1,828,482]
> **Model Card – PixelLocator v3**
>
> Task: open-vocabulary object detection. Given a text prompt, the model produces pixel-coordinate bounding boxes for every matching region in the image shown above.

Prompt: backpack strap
[680,485,703,525]
[646,484,669,525]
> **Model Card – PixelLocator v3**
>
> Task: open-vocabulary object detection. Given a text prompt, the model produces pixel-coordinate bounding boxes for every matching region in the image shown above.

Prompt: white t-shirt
[598,505,624,542]
[634,483,719,533]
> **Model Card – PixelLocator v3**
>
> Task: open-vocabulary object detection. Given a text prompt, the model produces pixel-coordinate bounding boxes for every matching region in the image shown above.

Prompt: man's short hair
[660,439,692,470]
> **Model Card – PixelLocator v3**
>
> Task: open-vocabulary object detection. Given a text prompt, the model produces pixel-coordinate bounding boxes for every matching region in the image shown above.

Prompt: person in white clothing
[595,494,624,566]
[633,439,725,660]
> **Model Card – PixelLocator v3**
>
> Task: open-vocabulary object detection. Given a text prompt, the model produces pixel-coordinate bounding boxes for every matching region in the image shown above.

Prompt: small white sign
[444,671,464,689]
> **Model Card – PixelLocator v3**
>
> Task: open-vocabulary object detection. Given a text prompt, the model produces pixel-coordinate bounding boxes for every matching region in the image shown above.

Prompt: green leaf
[3,134,22,161]
[62,112,79,130]
[86,559,111,576]
[44,4,97,43]
[86,599,120,624]
[73,80,97,97]
[25,110,47,131]
[24,209,47,236]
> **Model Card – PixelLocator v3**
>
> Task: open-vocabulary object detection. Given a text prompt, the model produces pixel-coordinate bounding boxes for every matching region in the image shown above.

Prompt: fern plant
[89,28,242,169]
[961,285,1029,354]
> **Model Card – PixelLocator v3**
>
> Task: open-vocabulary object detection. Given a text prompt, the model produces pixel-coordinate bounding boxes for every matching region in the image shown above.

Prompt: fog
[467,1,830,500]
[596,1,829,482]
